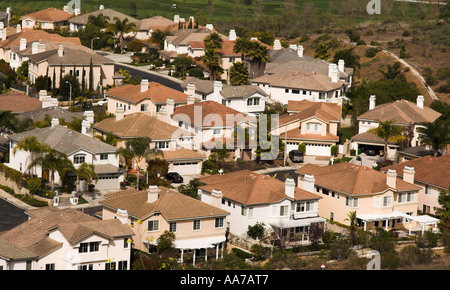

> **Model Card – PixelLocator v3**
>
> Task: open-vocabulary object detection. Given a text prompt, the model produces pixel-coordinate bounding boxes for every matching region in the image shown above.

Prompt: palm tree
[117,137,163,190]
[95,132,119,146]
[29,150,74,192]
[13,136,49,176]
[75,162,98,195]
[88,14,110,28]
[202,32,224,81]
[417,119,450,157]
[345,211,358,246]
[369,119,407,161]
[229,62,249,85]
[379,62,402,80]
[233,37,251,60]
[107,17,137,53]
[246,41,270,78]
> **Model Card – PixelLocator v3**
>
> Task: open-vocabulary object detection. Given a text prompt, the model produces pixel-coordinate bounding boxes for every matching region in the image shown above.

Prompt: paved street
[0,198,28,232]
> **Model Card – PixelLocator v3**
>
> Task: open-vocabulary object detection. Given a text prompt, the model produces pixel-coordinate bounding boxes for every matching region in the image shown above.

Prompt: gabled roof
[100,187,229,221]
[68,8,137,25]
[171,100,256,128]
[381,155,450,189]
[199,170,321,206]
[93,112,193,140]
[295,162,421,196]
[136,16,177,31]
[165,28,228,45]
[20,8,73,23]
[17,106,84,123]
[251,70,346,92]
[0,238,38,261]
[28,46,113,66]
[9,125,117,155]
[0,91,42,113]
[0,29,81,49]
[220,84,268,99]
[278,100,341,127]
[357,99,441,125]
[105,82,190,104]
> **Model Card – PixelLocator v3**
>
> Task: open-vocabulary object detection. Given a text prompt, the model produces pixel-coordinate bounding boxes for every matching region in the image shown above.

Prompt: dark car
[365,149,376,156]
[165,172,183,183]
[289,150,304,163]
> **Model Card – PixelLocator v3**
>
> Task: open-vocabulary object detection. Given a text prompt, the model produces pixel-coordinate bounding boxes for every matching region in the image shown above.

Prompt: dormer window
[307,123,322,131]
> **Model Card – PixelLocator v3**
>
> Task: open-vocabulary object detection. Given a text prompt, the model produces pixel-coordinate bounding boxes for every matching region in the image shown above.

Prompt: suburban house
[350,95,442,159]
[198,170,325,244]
[170,100,257,159]
[0,207,134,270]
[251,67,348,106]
[92,112,207,175]
[20,7,74,30]
[0,28,82,69]
[99,186,230,265]
[68,6,138,32]
[0,7,11,28]
[381,155,450,215]
[134,16,178,40]
[0,90,44,113]
[106,79,196,117]
[27,44,115,89]
[6,118,125,192]
[17,105,85,124]
[181,78,268,115]
[295,162,439,234]
[273,100,342,157]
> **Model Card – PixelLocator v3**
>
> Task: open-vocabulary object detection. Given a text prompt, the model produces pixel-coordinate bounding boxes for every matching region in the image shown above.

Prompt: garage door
[286,142,299,154]
[305,143,331,156]
[173,162,200,175]
[95,176,120,190]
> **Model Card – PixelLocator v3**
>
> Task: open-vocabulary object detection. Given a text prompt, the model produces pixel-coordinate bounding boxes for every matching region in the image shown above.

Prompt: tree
[345,211,358,246]
[435,187,450,232]
[13,136,48,176]
[157,230,176,257]
[379,62,402,80]
[117,137,163,190]
[229,62,249,85]
[333,48,360,69]
[417,119,450,157]
[94,132,119,146]
[107,17,137,53]
[369,120,406,161]
[314,43,331,60]
[173,55,193,77]
[245,41,270,78]
[150,29,172,50]
[177,178,202,199]
[74,162,98,195]
[202,32,224,80]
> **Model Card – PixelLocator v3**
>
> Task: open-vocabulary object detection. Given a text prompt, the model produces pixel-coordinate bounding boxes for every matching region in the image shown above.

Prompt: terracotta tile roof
[172,100,256,128]
[295,163,421,196]
[136,16,177,31]
[283,129,339,142]
[381,155,450,189]
[0,207,133,258]
[199,170,321,205]
[20,8,73,23]
[29,46,113,66]
[351,131,399,145]
[0,91,42,113]
[219,40,240,57]
[165,28,228,45]
[252,70,347,92]
[93,112,192,140]
[100,187,229,221]
[154,148,207,161]
[69,8,138,25]
[0,29,81,49]
[279,100,341,126]
[13,39,90,55]
[105,82,190,104]
[358,100,441,125]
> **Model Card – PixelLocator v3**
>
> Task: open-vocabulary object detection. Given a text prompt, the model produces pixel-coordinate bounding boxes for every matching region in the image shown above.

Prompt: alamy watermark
[367,0,381,14]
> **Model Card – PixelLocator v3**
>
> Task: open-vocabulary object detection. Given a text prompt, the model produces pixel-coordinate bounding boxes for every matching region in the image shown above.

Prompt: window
[247,98,260,106]
[78,265,93,270]
[118,261,127,270]
[280,205,288,216]
[241,206,247,216]
[292,89,300,94]
[156,142,169,150]
[89,242,99,252]
[124,238,129,248]
[100,154,108,160]
[285,89,289,93]
[296,201,314,212]
[45,264,55,270]
[202,94,207,101]
[79,243,89,253]
[319,92,326,100]
[383,196,391,207]
[345,197,358,208]
[424,185,430,195]
[213,128,221,135]
[398,192,415,203]
[307,123,322,131]
[105,262,116,270]
[169,222,177,232]
[229,57,235,63]
[215,217,224,228]
[74,154,85,164]
[193,219,201,230]
[141,104,149,112]
[148,220,159,232]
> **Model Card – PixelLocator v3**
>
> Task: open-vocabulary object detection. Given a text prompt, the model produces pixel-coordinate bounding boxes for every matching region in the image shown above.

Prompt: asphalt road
[0,199,28,232]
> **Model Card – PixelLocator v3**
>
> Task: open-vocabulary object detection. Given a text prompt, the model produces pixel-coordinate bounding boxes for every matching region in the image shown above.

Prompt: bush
[231,248,253,260]
[247,222,266,240]
[0,185,15,195]
[365,47,379,58]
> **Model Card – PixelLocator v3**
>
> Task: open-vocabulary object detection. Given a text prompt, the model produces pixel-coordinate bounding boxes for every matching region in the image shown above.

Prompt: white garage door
[95,176,120,190]
[173,162,200,175]
[305,143,331,156]
[286,142,299,154]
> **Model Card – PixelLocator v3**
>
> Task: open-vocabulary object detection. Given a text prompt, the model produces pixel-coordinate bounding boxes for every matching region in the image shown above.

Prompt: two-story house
[7,118,124,192]
[0,207,134,270]
[272,100,341,157]
[198,170,325,244]
[181,78,268,115]
[68,6,138,32]
[100,186,230,265]
[20,7,74,30]
[296,162,439,234]
[381,155,450,215]
[350,95,442,159]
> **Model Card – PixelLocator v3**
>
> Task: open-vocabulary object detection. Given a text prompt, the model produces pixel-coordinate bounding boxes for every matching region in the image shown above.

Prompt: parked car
[165,172,183,183]
[365,149,376,156]
[98,98,108,106]
[289,150,304,163]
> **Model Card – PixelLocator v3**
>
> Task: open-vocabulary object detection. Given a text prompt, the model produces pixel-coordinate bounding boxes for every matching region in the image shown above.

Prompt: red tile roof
[106,82,190,104]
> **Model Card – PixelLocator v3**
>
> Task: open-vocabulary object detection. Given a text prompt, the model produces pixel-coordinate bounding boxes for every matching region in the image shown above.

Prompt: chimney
[84,110,94,124]
[51,118,59,127]
[174,15,180,23]
[329,63,339,83]
[386,169,397,189]
[166,98,175,117]
[416,95,424,109]
[116,209,128,224]
[187,95,195,105]
[369,95,376,110]
[228,29,236,41]
[16,24,21,33]
[19,38,26,51]
[30,42,39,54]
[402,166,415,184]
[289,44,297,51]
[147,185,159,203]
[63,6,68,12]
[2,28,6,41]
[38,43,45,53]
[58,44,64,57]
[273,39,282,50]
[81,119,91,136]
[211,189,223,208]
[285,178,296,198]
[338,59,345,72]
[214,80,223,95]
[116,106,124,121]
[187,83,196,98]
[99,5,104,10]
[297,45,303,57]
[74,8,81,16]
[140,79,149,92]
[302,174,315,193]
[205,24,214,31]
[38,90,47,101]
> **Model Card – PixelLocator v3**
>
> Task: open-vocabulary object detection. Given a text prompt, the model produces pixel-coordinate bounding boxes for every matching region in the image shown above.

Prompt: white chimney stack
[16,24,21,33]
[63,6,68,12]
[211,189,223,208]
[369,95,376,110]
[213,81,223,100]
[285,178,296,198]
[403,166,415,184]
[386,169,397,189]
[187,95,195,105]
[228,29,236,41]
[84,110,94,124]
[297,45,303,57]
[416,95,424,109]
[115,106,124,121]
[2,28,6,41]
[99,5,104,10]
[338,59,345,72]
[81,119,91,136]
[289,44,297,51]
[140,79,149,92]
[51,118,59,127]
[329,63,339,83]
[32,42,39,54]
[165,98,175,121]
[302,174,315,193]
[273,39,282,50]
[58,44,64,57]
[19,38,26,51]
[174,15,180,23]
[187,83,195,98]
[148,185,159,203]
[206,24,214,31]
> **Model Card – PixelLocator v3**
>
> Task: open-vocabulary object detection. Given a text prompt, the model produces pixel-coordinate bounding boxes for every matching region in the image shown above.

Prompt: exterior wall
[415,182,443,215]
[21,17,36,29]
[0,258,30,270]
[358,120,379,134]
[106,97,157,116]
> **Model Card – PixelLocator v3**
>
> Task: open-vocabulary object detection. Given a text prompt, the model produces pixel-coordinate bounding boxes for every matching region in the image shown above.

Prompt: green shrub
[0,185,15,195]
[15,194,48,207]
[231,248,253,260]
